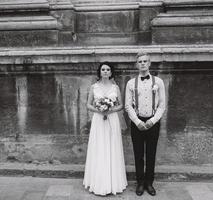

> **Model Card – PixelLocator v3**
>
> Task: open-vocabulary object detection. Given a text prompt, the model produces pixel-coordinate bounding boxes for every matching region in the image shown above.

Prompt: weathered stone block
[58,31,77,46]
[74,9,140,45]
[0,15,59,47]
[0,30,58,47]
[51,10,75,31]
[76,32,139,45]
[137,31,152,44]
[76,10,138,33]
[152,26,213,44]
[50,0,75,31]
[152,14,213,44]
[139,5,163,32]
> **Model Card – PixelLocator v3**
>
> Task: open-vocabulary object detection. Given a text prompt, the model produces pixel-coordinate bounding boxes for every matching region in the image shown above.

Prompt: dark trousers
[131,117,160,185]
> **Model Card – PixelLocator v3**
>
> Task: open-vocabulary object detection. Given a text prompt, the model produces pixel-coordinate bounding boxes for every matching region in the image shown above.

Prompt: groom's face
[136,55,151,72]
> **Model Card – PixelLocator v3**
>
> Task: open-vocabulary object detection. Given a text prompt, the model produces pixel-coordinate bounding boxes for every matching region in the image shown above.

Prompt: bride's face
[101,64,112,79]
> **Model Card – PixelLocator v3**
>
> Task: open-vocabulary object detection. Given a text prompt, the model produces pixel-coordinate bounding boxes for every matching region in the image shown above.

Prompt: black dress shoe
[146,184,156,196]
[136,184,144,196]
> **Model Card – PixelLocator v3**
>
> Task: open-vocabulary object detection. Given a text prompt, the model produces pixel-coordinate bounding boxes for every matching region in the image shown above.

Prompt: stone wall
[1,69,212,165]
[0,0,163,47]
[0,47,213,167]
[2,0,213,46]
[0,0,213,168]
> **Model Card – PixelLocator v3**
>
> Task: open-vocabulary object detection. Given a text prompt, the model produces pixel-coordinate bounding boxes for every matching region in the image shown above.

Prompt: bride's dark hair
[97,62,115,81]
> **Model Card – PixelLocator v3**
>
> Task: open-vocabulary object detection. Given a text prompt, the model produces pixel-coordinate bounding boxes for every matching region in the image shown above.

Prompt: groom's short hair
[136,51,150,59]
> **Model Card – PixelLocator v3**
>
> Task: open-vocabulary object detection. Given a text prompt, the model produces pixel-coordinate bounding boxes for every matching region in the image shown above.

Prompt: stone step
[0,163,212,181]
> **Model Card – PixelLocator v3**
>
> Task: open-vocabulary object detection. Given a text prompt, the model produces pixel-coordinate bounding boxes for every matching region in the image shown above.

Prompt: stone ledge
[74,4,139,11]
[1,45,213,63]
[0,0,163,12]
[0,0,49,11]
[152,14,213,27]
[73,1,162,11]
[163,0,213,13]
[164,0,213,7]
[49,0,74,10]
[0,163,212,181]
[157,13,213,17]
[0,16,59,30]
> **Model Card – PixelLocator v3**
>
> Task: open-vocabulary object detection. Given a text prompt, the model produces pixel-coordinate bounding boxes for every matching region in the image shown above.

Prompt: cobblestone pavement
[0,177,212,200]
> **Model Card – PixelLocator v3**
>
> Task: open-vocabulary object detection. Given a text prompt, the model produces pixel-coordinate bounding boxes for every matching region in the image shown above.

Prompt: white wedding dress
[83,83,127,195]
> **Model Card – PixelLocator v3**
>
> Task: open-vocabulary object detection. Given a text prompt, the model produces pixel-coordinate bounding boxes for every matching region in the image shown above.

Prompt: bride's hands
[101,108,115,116]
[101,110,111,116]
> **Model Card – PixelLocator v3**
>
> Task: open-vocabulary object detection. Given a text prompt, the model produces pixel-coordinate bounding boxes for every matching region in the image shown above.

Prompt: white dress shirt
[125,74,165,126]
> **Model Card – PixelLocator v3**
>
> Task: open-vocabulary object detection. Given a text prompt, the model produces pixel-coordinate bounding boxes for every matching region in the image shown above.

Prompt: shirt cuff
[134,118,141,127]
[149,117,157,125]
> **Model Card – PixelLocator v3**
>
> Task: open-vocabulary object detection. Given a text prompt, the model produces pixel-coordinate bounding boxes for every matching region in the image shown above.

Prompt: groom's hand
[137,121,147,131]
[145,119,154,130]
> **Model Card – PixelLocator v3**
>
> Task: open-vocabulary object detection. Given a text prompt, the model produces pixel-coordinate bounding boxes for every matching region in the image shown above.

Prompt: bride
[83,62,127,196]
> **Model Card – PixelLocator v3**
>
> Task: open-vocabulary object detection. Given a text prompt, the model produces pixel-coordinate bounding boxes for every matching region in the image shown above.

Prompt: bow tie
[140,75,150,81]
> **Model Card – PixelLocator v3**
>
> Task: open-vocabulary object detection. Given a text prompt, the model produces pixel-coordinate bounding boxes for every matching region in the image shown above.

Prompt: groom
[125,52,165,196]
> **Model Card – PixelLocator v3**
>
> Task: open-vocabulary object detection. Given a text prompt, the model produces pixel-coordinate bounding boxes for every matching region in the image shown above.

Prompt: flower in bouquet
[95,97,117,120]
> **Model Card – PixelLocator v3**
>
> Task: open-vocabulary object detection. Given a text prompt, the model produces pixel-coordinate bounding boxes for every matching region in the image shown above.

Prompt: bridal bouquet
[95,97,117,120]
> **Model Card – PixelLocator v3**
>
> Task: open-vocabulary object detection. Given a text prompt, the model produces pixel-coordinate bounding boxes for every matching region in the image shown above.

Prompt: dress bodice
[93,83,118,101]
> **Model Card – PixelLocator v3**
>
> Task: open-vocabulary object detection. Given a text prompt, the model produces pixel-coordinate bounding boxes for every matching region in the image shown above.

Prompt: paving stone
[0,189,25,200]
[44,185,73,200]
[186,184,213,200]
[0,177,213,200]
[166,188,193,200]
[22,191,45,200]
